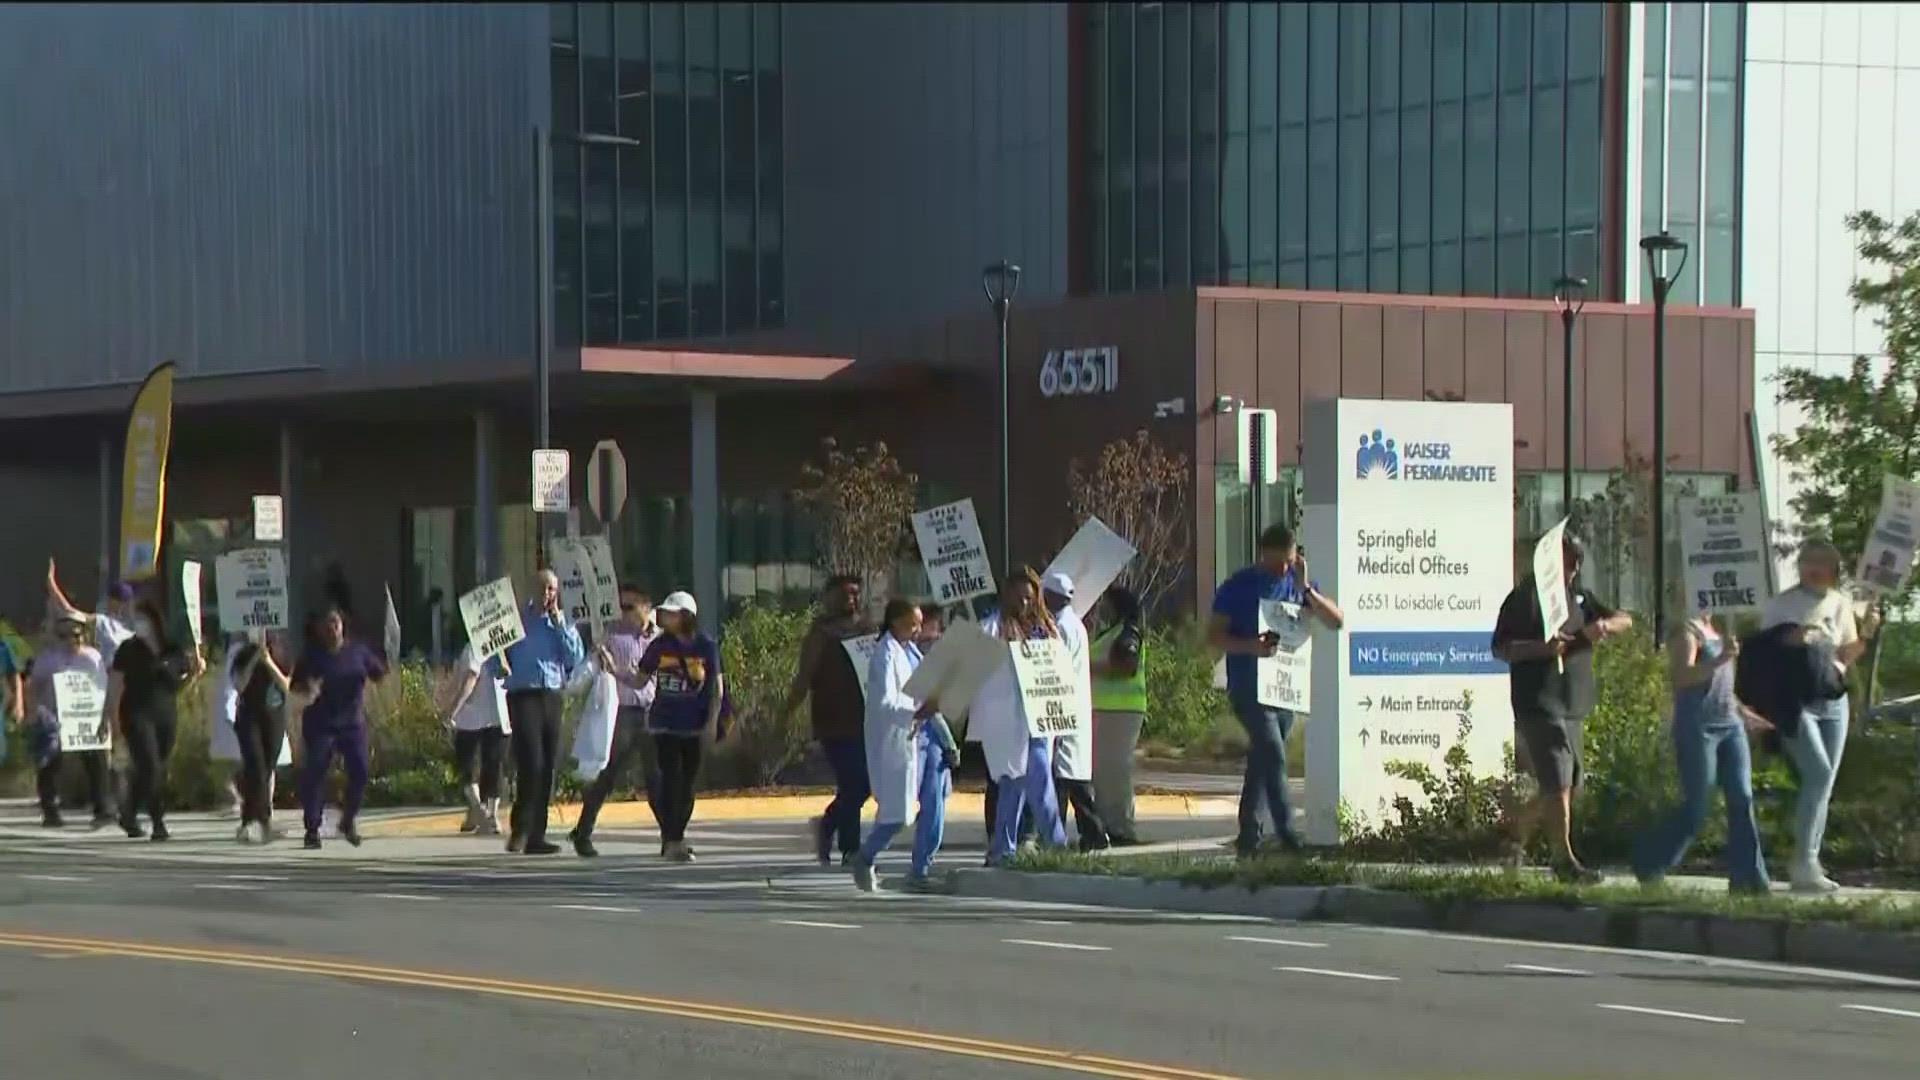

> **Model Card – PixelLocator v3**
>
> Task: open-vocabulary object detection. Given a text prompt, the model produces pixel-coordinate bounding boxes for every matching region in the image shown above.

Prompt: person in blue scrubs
[501,569,588,855]
[291,606,388,849]
[1208,524,1344,856]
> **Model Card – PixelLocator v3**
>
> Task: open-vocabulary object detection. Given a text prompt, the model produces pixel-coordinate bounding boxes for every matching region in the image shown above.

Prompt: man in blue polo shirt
[1209,524,1344,856]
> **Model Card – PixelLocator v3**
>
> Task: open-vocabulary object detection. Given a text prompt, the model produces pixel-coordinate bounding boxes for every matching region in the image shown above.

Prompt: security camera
[1153,397,1187,419]
[1214,396,1242,416]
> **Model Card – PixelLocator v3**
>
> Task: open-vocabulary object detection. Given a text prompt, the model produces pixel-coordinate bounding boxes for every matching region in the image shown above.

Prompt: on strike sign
[912,499,996,605]
[1256,600,1313,712]
[460,578,526,661]
[54,670,110,752]
[215,548,289,632]
[1677,492,1768,614]
[1009,637,1088,739]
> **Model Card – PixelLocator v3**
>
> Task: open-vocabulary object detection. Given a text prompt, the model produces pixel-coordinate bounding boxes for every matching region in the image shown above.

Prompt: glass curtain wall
[1638,2,1743,305]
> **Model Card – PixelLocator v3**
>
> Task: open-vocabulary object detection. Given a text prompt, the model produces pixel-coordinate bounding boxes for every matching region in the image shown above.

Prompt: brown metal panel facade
[1256,301,1303,460]
[1380,306,1425,401]
[1339,305,1385,400]
[1582,313,1628,469]
[1298,304,1343,409]
[1421,307,1467,401]
[1462,309,1508,403]
[1622,310,1657,463]
[1506,314,1549,472]
[1666,314,1707,470]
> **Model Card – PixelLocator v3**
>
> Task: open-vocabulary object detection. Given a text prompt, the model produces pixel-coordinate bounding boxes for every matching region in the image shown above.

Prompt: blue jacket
[502,604,586,692]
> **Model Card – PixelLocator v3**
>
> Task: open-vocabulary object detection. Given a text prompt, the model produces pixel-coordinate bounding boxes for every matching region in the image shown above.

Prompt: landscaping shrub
[1142,621,1226,750]
[710,601,814,788]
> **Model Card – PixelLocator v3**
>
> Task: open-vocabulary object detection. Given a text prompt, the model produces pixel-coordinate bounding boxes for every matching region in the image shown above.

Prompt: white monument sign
[1857,474,1920,595]
[1678,492,1768,615]
[912,499,996,605]
[215,548,289,633]
[1300,399,1514,844]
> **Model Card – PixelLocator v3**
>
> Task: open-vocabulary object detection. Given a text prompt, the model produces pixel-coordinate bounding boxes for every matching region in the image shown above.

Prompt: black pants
[122,713,178,825]
[649,734,703,843]
[453,727,509,801]
[38,750,114,817]
[235,706,285,827]
[579,707,654,837]
[507,690,564,843]
[1055,776,1108,846]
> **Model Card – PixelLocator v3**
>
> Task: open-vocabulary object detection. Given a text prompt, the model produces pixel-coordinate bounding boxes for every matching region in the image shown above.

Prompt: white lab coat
[1050,604,1094,782]
[865,633,923,826]
[972,614,1043,782]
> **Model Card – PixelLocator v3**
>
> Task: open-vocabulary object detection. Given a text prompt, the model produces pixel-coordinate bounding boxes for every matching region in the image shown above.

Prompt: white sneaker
[1791,873,1841,895]
[235,823,254,844]
[852,861,879,893]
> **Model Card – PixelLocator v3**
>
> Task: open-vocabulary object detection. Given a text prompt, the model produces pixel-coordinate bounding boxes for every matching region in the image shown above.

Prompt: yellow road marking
[0,930,1241,1080]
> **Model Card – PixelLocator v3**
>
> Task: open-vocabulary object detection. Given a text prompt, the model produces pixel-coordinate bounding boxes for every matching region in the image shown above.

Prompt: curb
[946,870,1920,981]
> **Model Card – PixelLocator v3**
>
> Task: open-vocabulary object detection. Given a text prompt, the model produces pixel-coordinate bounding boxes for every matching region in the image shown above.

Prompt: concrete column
[690,388,721,623]
[279,422,300,627]
[97,436,114,595]
[474,409,498,584]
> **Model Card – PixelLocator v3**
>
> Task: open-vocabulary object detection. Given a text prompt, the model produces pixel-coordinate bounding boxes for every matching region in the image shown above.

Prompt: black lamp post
[982,261,1021,579]
[1639,231,1689,642]
[1552,276,1589,520]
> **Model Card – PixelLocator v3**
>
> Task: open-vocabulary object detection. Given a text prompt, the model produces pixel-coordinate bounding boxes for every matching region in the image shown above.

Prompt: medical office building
[0,3,1783,635]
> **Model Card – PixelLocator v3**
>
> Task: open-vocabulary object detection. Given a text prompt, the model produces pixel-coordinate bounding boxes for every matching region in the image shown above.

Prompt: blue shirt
[501,605,586,692]
[292,640,386,729]
[1212,564,1316,705]
[640,632,722,734]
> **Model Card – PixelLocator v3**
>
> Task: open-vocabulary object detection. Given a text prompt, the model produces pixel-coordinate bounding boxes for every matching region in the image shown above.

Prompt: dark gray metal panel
[781,2,1070,331]
[0,3,546,395]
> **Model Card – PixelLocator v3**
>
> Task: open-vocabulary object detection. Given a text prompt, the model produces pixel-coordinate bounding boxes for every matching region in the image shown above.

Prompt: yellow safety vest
[1091,624,1148,713]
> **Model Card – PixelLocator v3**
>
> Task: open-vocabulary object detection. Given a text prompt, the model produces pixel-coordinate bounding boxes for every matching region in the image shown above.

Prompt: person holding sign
[290,606,389,849]
[23,611,115,829]
[1491,533,1631,883]
[1208,525,1345,856]
[632,592,726,862]
[501,570,590,855]
[229,631,294,843]
[848,599,952,892]
[107,598,205,840]
[47,560,137,668]
[1089,586,1147,846]
[976,572,1070,865]
[1758,539,1876,894]
[1041,573,1108,851]
[441,640,513,837]
[779,575,874,868]
[571,585,661,857]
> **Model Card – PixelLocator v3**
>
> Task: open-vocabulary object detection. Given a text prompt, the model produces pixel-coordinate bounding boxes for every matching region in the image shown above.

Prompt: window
[1370,4,1399,106]
[1532,2,1566,86]
[1089,6,1108,291]
[584,147,619,343]
[1137,2,1166,288]
[1192,3,1221,283]
[1338,117,1366,256]
[1308,4,1338,121]
[1433,3,1466,102]
[755,3,782,325]
[687,5,723,334]
[1278,124,1307,263]
[1463,3,1497,97]
[1401,2,1432,107]
[1531,85,1564,274]
[1498,3,1531,93]
[1339,4,1369,112]
[619,145,652,340]
[1370,110,1398,252]
[721,4,755,331]
[616,6,650,145]
[553,145,583,347]
[1110,5,1138,288]
[1401,105,1431,246]
[580,3,616,134]
[1307,120,1336,260]
[1248,2,1276,284]
[654,3,687,336]
[1164,3,1193,287]
[1463,96,1496,239]
[1223,2,1250,284]
[1497,90,1531,238]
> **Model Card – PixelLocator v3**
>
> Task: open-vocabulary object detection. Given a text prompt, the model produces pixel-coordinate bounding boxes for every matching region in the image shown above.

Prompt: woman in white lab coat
[849,599,951,892]
[976,571,1069,865]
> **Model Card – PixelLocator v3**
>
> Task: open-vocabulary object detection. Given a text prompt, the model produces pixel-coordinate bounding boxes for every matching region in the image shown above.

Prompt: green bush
[1142,621,1227,749]
[711,601,814,788]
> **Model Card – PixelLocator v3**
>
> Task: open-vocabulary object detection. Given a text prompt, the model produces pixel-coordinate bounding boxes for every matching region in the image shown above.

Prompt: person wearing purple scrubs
[290,606,387,849]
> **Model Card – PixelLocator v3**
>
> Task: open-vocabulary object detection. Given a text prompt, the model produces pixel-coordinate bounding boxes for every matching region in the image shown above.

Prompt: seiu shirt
[640,633,721,734]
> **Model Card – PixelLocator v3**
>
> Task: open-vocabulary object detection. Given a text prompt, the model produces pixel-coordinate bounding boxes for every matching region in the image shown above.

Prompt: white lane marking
[223,874,289,882]
[21,874,91,883]
[194,883,261,892]
[1002,939,1112,952]
[1021,919,1073,927]
[1228,934,1328,949]
[553,904,643,914]
[772,919,861,930]
[1277,966,1399,982]
[1843,1004,1920,1020]
[1597,1004,1743,1025]
[1506,963,1593,976]
[369,893,440,902]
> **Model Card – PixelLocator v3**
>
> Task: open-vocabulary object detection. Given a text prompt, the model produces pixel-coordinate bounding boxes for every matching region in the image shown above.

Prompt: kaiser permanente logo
[1355,429,1498,483]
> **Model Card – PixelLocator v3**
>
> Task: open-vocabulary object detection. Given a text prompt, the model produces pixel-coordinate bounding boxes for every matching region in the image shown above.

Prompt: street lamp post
[1552,276,1589,519]
[982,262,1021,580]
[1639,231,1689,643]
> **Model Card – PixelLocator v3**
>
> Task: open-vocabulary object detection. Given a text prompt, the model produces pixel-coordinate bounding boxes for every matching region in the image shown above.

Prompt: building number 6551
[1039,347,1119,398]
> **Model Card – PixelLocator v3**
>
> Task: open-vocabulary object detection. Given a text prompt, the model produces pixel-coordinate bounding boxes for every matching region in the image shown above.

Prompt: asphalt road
[1,814,1916,1079]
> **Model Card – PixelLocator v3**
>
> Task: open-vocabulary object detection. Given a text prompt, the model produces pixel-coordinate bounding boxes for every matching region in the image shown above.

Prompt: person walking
[1759,538,1874,894]
[47,561,136,668]
[1089,586,1147,846]
[779,575,873,867]
[850,599,952,892]
[501,569,588,855]
[572,585,660,857]
[1490,533,1631,882]
[976,571,1069,865]
[1632,613,1770,893]
[441,639,512,836]
[633,592,725,862]
[107,598,204,840]
[291,606,388,849]
[1208,525,1345,856]
[24,611,114,828]
[229,632,293,843]
[1041,572,1108,851]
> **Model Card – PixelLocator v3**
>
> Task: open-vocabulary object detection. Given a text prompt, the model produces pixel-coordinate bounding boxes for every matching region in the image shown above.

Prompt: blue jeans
[1233,702,1296,848]
[856,730,951,879]
[819,737,870,856]
[1632,715,1768,890]
[989,738,1066,862]
[1785,695,1849,875]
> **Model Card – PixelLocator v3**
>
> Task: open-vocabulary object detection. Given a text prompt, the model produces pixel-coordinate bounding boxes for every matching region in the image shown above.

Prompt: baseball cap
[52,610,88,628]
[657,591,698,617]
[1041,571,1075,598]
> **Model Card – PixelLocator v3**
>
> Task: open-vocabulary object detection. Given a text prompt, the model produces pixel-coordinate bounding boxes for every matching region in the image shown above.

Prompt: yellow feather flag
[118,361,177,581]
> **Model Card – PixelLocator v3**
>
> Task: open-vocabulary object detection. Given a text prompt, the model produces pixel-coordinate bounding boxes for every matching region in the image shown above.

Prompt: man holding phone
[1208,525,1345,856]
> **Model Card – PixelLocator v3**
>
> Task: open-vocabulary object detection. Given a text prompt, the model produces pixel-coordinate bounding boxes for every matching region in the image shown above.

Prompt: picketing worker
[229,630,293,843]
[441,637,512,837]
[1041,572,1108,851]
[47,560,136,669]
[291,605,388,849]
[108,597,205,840]
[571,584,661,857]
[1757,538,1874,893]
[24,611,115,828]
[1089,586,1147,845]
[1632,610,1770,893]
[849,598,952,892]
[975,571,1068,865]
[501,568,589,855]
[1209,524,1345,856]
[631,591,725,862]
[779,574,873,867]
[1490,532,1629,883]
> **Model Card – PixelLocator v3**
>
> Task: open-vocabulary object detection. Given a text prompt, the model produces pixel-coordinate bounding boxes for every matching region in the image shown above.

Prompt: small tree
[794,438,918,593]
[1773,210,1920,702]
[1067,430,1193,615]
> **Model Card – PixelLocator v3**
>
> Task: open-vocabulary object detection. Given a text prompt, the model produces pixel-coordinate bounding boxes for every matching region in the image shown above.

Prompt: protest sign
[1009,637,1089,739]
[912,499,996,605]
[1857,475,1920,595]
[1043,516,1137,617]
[903,621,1006,723]
[1256,599,1313,712]
[460,578,525,661]
[1677,492,1768,615]
[215,548,289,633]
[54,670,110,752]
[843,633,881,698]
[181,560,203,647]
[578,534,622,634]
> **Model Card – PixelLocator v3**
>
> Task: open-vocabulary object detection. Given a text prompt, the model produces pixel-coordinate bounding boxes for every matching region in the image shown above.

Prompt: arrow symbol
[1359,696,1373,711]
[1359,728,1371,748]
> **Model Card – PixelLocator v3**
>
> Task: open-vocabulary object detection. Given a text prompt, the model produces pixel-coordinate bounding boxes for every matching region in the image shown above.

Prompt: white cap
[658,591,698,616]
[1041,571,1075,598]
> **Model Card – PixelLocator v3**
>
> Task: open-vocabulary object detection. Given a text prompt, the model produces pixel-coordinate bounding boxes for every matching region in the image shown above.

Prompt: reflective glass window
[580,3,616,134]
[1165,3,1193,287]
[1401,2,1432,107]
[1192,3,1221,282]
[1224,2,1250,283]
[1138,2,1165,288]
[1400,105,1430,246]
[1248,2,1277,283]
